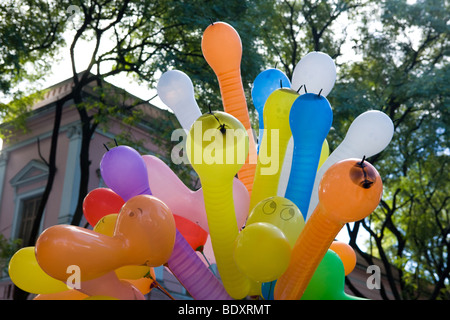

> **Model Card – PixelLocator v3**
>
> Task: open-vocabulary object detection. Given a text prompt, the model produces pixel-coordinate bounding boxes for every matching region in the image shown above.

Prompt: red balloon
[173,214,208,251]
[83,188,125,227]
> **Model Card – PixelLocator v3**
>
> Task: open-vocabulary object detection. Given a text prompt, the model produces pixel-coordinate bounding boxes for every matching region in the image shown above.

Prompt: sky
[36,27,168,111]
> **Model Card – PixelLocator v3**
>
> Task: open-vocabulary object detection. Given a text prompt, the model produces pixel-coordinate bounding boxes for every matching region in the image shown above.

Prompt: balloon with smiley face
[233,197,304,284]
[246,196,305,248]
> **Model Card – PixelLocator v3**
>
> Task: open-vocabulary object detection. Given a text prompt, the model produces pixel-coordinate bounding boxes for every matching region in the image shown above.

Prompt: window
[9,160,48,246]
[17,194,42,246]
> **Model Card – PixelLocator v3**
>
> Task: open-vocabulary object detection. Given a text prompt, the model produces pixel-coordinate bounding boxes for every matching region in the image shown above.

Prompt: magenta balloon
[167,229,231,300]
[100,146,152,201]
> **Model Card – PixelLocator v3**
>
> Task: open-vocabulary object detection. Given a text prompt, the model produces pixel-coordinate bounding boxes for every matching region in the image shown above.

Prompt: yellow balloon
[250,89,299,211]
[246,196,305,248]
[234,222,291,283]
[318,139,329,169]
[115,265,151,280]
[93,213,118,236]
[8,247,68,294]
[94,214,152,280]
[186,111,251,299]
[248,279,263,297]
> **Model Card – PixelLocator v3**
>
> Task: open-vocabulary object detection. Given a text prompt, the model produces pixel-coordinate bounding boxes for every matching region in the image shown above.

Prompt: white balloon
[277,137,293,197]
[306,110,394,220]
[291,51,336,97]
[157,70,202,130]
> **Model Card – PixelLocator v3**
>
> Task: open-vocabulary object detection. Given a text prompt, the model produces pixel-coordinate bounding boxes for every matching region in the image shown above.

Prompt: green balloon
[301,249,366,300]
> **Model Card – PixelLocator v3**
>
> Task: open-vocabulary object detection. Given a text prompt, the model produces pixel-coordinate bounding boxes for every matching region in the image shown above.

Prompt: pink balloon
[142,155,249,233]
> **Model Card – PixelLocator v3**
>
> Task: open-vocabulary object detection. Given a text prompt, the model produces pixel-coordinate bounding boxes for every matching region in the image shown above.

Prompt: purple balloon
[167,229,232,300]
[100,145,152,201]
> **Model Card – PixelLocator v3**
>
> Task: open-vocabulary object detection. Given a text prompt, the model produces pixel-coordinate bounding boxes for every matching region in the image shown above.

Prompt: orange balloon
[201,21,257,195]
[329,241,357,276]
[36,225,122,281]
[93,213,155,280]
[35,195,176,282]
[274,158,383,300]
[115,195,176,267]
[124,277,154,295]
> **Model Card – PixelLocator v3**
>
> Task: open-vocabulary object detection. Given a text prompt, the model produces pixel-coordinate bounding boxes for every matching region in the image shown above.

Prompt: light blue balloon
[284,93,333,219]
[251,68,291,154]
[261,280,276,300]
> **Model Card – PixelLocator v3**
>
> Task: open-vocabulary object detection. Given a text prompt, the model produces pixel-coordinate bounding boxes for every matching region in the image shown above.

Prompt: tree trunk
[70,119,97,226]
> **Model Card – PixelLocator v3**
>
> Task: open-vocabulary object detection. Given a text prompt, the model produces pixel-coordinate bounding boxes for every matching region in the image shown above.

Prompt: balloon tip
[318,88,323,97]
[357,155,367,167]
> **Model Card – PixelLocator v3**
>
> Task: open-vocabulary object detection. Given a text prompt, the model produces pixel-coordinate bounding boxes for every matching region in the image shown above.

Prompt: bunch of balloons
[8,21,394,300]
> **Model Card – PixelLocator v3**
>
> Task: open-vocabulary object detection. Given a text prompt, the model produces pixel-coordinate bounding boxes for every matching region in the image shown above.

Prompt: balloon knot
[357,156,366,167]
[356,156,375,189]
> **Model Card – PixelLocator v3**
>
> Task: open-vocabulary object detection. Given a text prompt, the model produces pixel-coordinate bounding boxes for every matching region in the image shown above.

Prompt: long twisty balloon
[306,110,394,220]
[157,69,202,131]
[201,21,257,195]
[249,88,299,211]
[284,93,333,219]
[274,158,383,300]
[251,68,291,154]
[187,111,251,299]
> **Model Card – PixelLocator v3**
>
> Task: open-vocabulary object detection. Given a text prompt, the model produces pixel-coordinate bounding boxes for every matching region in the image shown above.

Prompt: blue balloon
[284,93,333,219]
[261,280,276,300]
[251,68,291,153]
